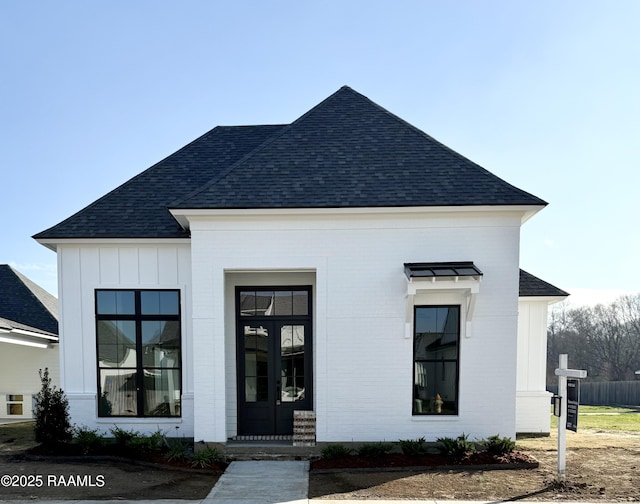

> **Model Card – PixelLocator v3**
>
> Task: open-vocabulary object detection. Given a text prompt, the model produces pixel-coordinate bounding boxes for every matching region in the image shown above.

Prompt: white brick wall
[190,208,523,442]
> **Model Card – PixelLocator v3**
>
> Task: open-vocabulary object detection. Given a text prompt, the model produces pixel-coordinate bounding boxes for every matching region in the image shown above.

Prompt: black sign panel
[566,378,580,432]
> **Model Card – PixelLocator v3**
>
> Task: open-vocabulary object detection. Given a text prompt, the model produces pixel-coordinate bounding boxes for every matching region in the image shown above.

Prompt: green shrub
[164,438,192,462]
[33,368,72,446]
[109,427,165,457]
[73,426,107,455]
[320,443,352,460]
[110,426,139,446]
[356,442,393,458]
[128,429,164,454]
[482,435,515,456]
[191,445,226,468]
[436,433,475,458]
[399,437,428,456]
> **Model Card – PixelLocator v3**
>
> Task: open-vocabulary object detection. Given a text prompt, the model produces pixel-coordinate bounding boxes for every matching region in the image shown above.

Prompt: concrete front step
[223,442,321,460]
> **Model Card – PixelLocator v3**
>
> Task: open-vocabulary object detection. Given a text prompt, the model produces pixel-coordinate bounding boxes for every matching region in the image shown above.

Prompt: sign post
[554,354,587,480]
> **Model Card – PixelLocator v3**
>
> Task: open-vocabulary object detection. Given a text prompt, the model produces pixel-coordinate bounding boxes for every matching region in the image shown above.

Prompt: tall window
[95,290,181,417]
[413,305,460,415]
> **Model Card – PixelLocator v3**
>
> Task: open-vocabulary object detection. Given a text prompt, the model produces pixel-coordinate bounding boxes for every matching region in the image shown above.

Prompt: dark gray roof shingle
[0,265,59,335]
[35,86,546,240]
[519,269,569,298]
[174,86,547,209]
[34,125,285,239]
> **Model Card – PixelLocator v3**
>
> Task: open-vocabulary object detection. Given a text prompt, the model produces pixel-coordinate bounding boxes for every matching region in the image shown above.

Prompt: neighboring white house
[34,86,566,443]
[0,265,59,421]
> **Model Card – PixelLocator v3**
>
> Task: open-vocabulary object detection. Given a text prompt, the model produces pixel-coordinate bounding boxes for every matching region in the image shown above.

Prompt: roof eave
[519,295,569,306]
[35,237,192,251]
[170,204,546,229]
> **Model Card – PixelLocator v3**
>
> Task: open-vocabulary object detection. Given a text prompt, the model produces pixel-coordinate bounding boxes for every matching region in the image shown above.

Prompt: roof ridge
[168,124,289,208]
[169,87,353,208]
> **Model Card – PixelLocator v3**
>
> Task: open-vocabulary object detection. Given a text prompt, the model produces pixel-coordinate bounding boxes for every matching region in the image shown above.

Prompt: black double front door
[236,288,312,436]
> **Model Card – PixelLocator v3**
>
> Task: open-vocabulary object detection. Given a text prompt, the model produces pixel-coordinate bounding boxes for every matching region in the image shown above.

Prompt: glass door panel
[280,325,305,402]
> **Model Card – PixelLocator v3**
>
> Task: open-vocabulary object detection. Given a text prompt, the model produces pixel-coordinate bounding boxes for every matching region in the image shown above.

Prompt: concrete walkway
[203,460,309,504]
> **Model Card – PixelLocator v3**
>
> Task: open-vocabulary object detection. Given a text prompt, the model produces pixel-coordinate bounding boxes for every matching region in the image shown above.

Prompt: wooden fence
[548,380,640,406]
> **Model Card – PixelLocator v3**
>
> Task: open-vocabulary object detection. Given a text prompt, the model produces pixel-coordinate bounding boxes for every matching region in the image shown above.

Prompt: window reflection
[280,325,305,402]
[244,325,269,402]
[413,306,459,415]
[239,290,309,316]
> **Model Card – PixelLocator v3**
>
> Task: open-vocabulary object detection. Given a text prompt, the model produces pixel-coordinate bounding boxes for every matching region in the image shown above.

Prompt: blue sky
[2,1,638,305]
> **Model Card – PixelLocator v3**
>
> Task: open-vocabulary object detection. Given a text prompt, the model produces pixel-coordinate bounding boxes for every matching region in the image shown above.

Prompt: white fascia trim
[35,237,191,252]
[0,335,51,349]
[519,295,569,305]
[170,204,545,229]
[9,328,59,341]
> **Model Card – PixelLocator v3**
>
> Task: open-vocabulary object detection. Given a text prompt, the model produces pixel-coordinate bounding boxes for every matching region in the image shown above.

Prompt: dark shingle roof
[34,125,285,239]
[519,269,569,298]
[0,316,58,339]
[35,86,546,240]
[0,265,59,334]
[174,87,547,209]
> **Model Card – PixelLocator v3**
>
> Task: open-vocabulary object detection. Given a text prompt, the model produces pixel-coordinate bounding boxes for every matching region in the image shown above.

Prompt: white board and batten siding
[516,298,553,434]
[57,242,193,436]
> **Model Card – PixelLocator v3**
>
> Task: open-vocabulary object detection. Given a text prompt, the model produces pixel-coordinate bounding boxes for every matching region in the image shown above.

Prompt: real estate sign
[566,378,580,432]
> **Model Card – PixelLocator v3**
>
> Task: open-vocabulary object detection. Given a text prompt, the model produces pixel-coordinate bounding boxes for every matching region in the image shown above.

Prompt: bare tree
[547,294,640,385]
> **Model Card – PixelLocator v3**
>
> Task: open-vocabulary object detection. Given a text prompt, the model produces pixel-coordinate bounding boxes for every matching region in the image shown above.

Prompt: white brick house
[35,87,566,442]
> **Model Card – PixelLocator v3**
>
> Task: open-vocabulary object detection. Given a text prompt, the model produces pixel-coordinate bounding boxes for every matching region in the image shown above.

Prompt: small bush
[482,434,515,456]
[436,433,475,458]
[73,426,107,455]
[356,442,393,458]
[128,429,164,454]
[33,368,72,446]
[110,426,139,446]
[399,437,429,456]
[164,438,192,462]
[109,427,165,457]
[191,445,225,468]
[320,444,352,460]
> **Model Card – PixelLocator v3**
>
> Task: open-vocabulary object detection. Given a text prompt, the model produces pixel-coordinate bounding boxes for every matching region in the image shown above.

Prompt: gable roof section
[173,86,547,210]
[0,265,59,335]
[34,125,285,239]
[519,269,569,298]
[35,86,546,240]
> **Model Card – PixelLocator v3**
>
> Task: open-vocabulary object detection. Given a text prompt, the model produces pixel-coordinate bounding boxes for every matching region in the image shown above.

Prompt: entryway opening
[235,287,313,437]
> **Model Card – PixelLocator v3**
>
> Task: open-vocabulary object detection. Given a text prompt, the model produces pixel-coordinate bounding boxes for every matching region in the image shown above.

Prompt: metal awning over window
[404,262,483,281]
[404,262,483,336]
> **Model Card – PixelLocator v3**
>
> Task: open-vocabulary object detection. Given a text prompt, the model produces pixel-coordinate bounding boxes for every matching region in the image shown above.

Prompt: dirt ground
[310,429,640,502]
[1,421,639,501]
[0,422,219,500]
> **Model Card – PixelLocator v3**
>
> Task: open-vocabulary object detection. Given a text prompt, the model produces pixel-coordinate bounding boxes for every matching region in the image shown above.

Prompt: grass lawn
[550,405,640,432]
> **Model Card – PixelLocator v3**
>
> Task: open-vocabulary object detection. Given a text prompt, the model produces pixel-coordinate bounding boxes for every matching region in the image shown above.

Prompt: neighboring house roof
[34,86,546,241]
[0,316,58,339]
[0,265,58,335]
[519,269,569,298]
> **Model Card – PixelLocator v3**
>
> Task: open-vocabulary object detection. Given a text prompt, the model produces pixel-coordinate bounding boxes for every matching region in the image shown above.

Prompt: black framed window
[95,289,181,417]
[413,305,460,415]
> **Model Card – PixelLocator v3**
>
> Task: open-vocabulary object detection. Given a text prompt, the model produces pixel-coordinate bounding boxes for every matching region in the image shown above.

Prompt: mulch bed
[311,451,538,473]
[23,443,227,472]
